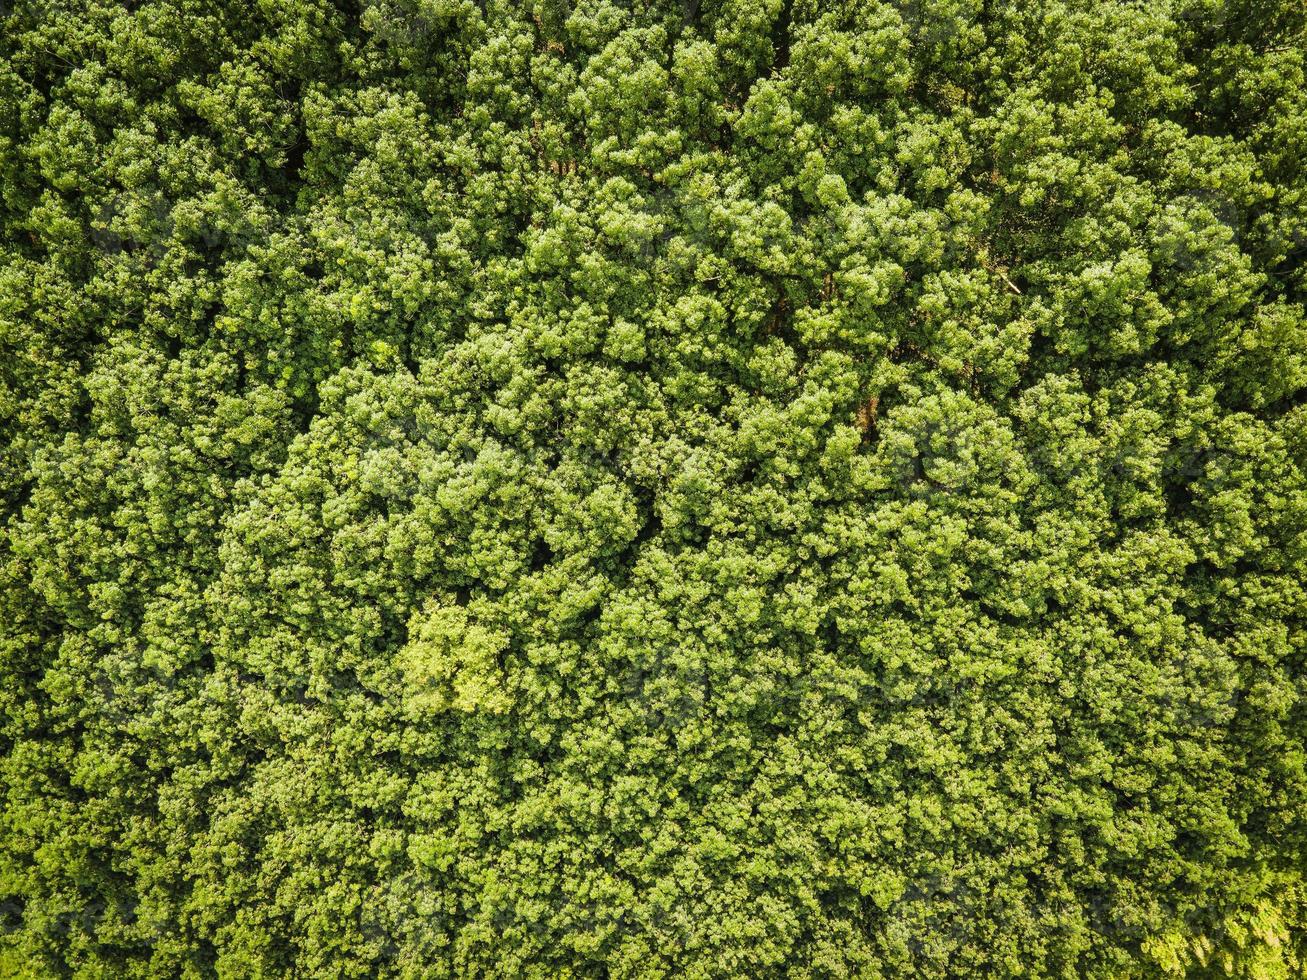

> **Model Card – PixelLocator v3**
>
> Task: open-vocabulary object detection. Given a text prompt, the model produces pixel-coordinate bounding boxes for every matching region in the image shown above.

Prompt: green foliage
[2,0,1306,976]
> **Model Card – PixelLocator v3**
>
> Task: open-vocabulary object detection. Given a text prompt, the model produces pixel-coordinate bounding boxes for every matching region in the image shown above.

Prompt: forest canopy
[2,0,1306,976]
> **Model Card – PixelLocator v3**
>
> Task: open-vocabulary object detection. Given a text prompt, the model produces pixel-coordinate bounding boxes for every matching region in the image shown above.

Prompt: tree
[1,0,1305,975]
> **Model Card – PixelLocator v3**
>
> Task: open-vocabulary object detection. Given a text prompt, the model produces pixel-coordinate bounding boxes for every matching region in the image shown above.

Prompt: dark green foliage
[2,0,1306,976]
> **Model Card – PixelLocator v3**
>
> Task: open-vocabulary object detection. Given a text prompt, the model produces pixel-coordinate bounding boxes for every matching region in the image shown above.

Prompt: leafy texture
[1,0,1306,976]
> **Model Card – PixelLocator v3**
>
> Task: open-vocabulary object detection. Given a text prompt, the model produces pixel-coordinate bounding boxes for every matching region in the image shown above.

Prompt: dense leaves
[2,0,1306,976]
